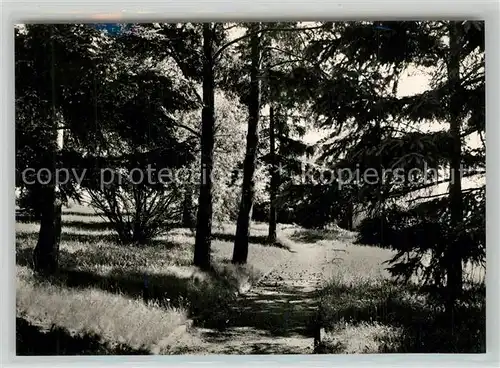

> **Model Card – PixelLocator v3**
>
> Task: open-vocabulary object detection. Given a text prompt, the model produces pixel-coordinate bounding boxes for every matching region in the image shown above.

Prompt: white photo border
[1,1,499,367]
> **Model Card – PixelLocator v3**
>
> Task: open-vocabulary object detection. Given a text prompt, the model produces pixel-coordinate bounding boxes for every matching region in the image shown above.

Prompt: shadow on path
[196,281,321,354]
[227,283,319,337]
[195,241,331,354]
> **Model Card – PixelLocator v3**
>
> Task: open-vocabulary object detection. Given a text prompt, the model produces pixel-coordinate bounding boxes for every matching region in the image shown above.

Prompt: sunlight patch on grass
[211,239,291,278]
[15,222,40,234]
[290,226,356,244]
[323,244,395,288]
[17,266,192,354]
[322,321,404,354]
[317,239,485,353]
[212,262,262,294]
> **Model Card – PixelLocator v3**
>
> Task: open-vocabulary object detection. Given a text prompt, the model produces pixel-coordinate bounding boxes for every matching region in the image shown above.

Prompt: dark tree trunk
[194,23,216,270]
[233,23,261,264]
[445,21,464,316]
[33,186,62,275]
[33,124,63,274]
[340,201,354,230]
[268,103,278,244]
[182,184,196,230]
[33,33,62,275]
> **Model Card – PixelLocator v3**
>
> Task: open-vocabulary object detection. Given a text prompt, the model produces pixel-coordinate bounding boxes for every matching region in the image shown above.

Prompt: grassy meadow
[16,203,294,354]
[15,203,485,354]
[314,242,486,354]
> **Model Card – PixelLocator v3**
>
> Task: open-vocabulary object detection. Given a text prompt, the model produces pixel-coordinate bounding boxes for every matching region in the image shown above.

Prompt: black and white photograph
[15,21,485,355]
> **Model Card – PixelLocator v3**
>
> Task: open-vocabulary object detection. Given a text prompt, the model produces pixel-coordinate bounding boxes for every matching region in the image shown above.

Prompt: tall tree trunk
[194,23,216,270]
[233,23,261,264]
[33,184,62,275]
[341,200,354,231]
[33,34,62,275]
[33,124,63,274]
[182,168,196,230]
[268,102,278,244]
[182,184,195,230]
[445,21,464,316]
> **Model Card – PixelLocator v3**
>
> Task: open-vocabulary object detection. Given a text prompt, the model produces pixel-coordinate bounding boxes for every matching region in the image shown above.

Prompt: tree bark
[182,184,196,230]
[445,21,464,315]
[182,167,195,230]
[194,23,216,270]
[33,33,63,275]
[33,123,63,274]
[268,103,278,244]
[33,184,62,275]
[342,200,354,231]
[233,23,261,264]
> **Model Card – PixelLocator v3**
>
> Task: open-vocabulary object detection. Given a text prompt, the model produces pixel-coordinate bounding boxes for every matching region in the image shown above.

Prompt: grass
[318,279,485,353]
[16,205,486,354]
[319,321,404,354]
[307,227,486,354]
[15,204,293,354]
[16,317,148,355]
[17,266,191,354]
[290,225,356,245]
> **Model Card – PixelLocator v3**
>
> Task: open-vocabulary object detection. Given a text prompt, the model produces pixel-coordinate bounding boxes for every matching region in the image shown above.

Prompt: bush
[86,178,183,245]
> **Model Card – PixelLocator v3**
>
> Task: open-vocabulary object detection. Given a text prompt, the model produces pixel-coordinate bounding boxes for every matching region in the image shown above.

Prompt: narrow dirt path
[192,238,347,354]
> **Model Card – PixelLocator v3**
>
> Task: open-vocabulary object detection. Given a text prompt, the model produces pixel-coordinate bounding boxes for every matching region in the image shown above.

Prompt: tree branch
[158,106,201,138]
[389,170,484,200]
[213,24,327,61]
[165,45,203,105]
[407,185,484,203]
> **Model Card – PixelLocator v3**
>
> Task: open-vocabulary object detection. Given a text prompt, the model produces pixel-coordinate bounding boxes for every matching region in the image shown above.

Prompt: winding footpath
[193,238,348,354]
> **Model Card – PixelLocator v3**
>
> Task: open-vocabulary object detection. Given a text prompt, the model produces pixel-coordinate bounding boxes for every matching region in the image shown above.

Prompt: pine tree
[194,23,217,269]
[445,20,465,314]
[268,92,278,243]
[16,24,112,274]
[301,21,485,311]
[230,22,319,260]
[233,23,262,264]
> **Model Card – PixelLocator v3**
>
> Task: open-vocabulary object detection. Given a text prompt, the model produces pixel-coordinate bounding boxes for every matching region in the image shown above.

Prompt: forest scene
[15,21,485,355]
